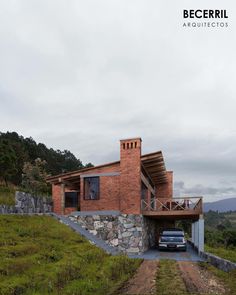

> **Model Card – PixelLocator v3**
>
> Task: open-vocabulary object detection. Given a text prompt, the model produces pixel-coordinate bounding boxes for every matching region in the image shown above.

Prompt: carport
[141,196,204,258]
[130,243,204,261]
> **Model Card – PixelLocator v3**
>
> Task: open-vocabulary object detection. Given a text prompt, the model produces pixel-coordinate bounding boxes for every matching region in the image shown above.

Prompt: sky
[1,0,236,202]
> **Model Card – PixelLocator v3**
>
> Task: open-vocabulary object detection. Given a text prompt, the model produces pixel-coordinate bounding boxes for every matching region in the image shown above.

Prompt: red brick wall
[64,207,77,215]
[52,184,62,214]
[155,171,173,199]
[52,184,80,214]
[80,163,120,211]
[120,138,142,214]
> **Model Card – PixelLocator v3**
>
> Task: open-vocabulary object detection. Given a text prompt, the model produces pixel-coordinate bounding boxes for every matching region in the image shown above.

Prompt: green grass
[0,215,141,295]
[205,244,236,263]
[199,262,236,295]
[0,185,15,206]
[156,259,188,295]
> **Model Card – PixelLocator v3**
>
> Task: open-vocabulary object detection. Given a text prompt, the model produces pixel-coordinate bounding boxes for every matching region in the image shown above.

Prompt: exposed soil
[119,260,158,294]
[178,261,228,294]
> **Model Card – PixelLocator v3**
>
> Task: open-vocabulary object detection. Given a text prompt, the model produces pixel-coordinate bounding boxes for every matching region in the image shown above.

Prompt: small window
[84,177,100,200]
[65,192,78,208]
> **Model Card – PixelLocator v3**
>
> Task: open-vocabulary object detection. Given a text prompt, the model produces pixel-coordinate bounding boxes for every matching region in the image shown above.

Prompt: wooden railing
[141,197,203,214]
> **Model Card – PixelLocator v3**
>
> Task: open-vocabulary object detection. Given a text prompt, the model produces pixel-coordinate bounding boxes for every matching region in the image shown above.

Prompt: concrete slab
[129,244,204,261]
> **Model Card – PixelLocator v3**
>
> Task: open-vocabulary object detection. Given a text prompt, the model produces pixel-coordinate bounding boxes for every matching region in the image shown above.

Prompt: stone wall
[200,251,236,272]
[69,212,156,254]
[0,191,52,214]
[118,214,144,253]
[69,213,119,247]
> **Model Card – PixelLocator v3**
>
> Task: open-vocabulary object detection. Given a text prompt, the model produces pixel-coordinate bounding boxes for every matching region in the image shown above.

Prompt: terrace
[141,196,203,219]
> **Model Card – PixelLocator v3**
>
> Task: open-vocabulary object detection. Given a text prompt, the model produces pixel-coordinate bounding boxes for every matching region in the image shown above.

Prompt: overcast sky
[1,0,236,202]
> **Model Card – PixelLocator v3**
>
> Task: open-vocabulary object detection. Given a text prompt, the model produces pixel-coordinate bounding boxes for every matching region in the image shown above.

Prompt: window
[84,177,100,200]
[65,192,78,208]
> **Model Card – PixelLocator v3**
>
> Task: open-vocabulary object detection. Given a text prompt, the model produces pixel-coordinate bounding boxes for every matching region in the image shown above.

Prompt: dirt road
[178,261,227,294]
[119,260,229,295]
[119,260,157,294]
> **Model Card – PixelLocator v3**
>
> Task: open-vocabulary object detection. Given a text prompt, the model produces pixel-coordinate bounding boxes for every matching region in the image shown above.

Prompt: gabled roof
[47,151,168,185]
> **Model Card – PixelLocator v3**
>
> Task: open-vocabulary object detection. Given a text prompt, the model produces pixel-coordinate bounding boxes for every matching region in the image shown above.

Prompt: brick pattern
[64,207,77,215]
[120,138,142,214]
[51,138,173,216]
[80,163,120,211]
[80,175,120,211]
[52,184,62,214]
[52,184,80,215]
[155,171,173,199]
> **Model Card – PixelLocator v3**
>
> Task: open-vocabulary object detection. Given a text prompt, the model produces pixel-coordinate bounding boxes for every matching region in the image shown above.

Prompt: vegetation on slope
[204,210,236,262]
[0,215,141,295]
[200,262,236,295]
[156,260,188,295]
[205,245,236,263]
[0,185,15,206]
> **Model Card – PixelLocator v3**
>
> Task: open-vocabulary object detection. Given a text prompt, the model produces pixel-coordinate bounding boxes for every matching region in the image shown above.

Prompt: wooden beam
[141,164,155,187]
[143,162,165,169]
[141,152,163,161]
[141,173,155,195]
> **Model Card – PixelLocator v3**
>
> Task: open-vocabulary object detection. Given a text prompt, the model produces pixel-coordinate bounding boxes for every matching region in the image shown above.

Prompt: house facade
[47,138,203,254]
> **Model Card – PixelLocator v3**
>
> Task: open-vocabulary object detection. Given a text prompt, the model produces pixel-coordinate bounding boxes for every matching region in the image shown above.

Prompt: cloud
[0,0,236,202]
[174,181,236,202]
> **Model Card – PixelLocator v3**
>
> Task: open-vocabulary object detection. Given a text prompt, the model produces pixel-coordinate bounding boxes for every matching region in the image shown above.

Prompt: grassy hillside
[204,210,236,263]
[0,215,141,295]
[0,185,15,206]
[205,245,236,263]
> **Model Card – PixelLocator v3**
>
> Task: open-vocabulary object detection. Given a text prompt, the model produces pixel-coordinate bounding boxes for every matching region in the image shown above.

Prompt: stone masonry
[0,191,52,214]
[69,212,157,254]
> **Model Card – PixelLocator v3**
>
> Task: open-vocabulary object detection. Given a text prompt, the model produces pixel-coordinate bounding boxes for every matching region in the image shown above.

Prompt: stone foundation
[0,191,52,214]
[69,212,160,254]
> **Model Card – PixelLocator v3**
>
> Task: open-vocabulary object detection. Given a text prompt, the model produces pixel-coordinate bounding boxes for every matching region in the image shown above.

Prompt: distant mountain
[204,198,236,212]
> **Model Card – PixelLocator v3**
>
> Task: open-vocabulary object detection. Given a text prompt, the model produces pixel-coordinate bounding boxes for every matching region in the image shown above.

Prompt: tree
[21,158,50,195]
[222,229,236,248]
[0,139,17,185]
[0,131,93,185]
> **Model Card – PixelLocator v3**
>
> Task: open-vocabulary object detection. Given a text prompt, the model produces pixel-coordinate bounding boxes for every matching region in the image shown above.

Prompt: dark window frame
[64,192,78,208]
[84,177,100,200]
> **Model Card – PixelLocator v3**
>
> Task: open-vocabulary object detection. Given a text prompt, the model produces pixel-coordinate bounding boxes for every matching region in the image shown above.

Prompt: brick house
[47,138,204,254]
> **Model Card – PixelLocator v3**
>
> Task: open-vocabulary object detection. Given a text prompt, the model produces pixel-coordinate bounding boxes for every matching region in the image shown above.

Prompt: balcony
[141,197,203,219]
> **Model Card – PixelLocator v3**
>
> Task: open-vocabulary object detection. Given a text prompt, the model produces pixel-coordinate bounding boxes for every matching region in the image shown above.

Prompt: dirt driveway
[178,261,228,294]
[119,260,157,294]
[119,260,229,295]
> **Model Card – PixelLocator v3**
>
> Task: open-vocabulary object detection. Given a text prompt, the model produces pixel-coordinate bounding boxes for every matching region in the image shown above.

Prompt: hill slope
[204,198,236,212]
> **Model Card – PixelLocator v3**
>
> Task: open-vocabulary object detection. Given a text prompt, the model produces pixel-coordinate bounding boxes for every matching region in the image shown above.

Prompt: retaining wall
[69,211,156,254]
[0,191,52,214]
[199,251,236,272]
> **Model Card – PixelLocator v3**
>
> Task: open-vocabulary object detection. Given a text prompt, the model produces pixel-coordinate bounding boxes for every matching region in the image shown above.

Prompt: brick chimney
[120,138,142,214]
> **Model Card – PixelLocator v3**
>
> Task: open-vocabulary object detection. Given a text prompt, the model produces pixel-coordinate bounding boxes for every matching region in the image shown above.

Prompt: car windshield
[161,231,184,236]
[161,236,184,242]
